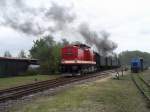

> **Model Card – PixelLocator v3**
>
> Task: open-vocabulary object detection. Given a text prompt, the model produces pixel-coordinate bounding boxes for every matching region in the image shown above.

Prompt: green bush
[20,70,39,76]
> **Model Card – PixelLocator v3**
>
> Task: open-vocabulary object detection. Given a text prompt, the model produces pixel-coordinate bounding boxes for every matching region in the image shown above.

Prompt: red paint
[61,44,95,65]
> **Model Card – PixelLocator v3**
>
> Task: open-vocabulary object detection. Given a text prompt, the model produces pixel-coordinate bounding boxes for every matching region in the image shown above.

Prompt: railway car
[106,57,112,69]
[61,43,120,76]
[131,58,143,73]
[112,57,120,69]
[94,52,101,71]
[100,56,107,70]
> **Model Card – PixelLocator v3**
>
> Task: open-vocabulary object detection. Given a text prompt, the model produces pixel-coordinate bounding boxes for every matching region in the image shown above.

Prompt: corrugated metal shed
[0,57,39,76]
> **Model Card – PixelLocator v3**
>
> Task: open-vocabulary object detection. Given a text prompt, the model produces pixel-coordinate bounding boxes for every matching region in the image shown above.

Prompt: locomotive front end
[60,44,96,76]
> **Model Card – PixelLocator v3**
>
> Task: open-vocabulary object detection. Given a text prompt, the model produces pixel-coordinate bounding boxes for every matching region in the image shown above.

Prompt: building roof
[0,57,37,61]
[0,57,39,64]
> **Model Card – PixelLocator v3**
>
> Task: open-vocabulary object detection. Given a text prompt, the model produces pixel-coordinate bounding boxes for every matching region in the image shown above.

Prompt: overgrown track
[131,73,150,105]
[0,70,117,103]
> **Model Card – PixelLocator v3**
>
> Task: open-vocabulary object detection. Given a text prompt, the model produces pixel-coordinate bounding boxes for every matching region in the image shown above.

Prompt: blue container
[131,58,143,73]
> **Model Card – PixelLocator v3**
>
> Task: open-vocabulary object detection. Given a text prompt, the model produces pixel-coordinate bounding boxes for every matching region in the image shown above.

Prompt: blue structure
[131,58,143,73]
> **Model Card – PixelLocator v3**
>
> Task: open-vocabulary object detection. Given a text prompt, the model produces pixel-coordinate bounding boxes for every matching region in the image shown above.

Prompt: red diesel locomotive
[61,44,96,75]
[61,44,120,76]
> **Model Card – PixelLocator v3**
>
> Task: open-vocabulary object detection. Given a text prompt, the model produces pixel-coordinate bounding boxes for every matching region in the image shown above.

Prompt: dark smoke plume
[0,0,75,36]
[45,2,75,31]
[79,23,117,56]
[0,0,43,35]
[0,0,117,55]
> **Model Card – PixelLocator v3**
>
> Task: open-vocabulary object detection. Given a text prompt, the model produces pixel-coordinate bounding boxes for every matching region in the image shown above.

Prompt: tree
[4,51,12,57]
[30,35,63,74]
[119,50,150,67]
[18,50,26,58]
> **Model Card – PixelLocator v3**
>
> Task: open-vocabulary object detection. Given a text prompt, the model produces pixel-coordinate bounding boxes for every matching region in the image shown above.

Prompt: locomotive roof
[73,44,91,48]
[131,57,143,62]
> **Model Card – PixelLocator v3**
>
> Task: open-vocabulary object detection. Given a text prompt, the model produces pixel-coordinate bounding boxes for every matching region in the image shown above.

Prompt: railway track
[131,73,150,105]
[0,70,116,103]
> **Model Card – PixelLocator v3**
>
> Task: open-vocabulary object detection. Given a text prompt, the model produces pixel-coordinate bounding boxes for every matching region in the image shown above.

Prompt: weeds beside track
[131,73,150,106]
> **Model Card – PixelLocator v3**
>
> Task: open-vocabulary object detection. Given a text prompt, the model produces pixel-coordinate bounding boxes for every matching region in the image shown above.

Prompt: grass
[132,70,150,100]
[0,75,60,90]
[13,72,149,112]
[140,70,150,85]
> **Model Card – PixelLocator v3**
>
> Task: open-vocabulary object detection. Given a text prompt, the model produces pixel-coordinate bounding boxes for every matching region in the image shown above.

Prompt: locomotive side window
[64,52,73,56]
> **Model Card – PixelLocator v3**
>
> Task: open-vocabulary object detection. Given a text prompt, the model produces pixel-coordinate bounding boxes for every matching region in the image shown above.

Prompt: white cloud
[71,0,150,53]
[0,27,36,56]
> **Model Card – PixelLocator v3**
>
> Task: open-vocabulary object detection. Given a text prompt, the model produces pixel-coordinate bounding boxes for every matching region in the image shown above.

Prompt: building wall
[0,60,29,76]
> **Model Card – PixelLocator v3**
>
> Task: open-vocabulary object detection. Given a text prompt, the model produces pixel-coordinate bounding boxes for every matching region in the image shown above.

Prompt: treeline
[119,50,150,66]
[3,50,27,58]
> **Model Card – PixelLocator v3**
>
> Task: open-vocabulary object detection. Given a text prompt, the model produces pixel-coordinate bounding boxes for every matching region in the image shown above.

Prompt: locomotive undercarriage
[61,64,96,76]
[61,64,120,76]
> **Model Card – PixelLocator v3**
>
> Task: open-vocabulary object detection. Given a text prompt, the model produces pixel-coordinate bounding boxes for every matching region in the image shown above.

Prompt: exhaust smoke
[78,23,117,56]
[0,0,117,55]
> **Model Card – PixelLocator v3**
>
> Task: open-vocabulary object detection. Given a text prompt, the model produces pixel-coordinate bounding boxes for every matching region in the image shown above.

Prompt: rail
[0,69,119,103]
[131,73,150,105]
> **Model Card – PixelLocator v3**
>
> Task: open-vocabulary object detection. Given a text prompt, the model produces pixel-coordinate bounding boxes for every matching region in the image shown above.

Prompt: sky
[0,0,150,56]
